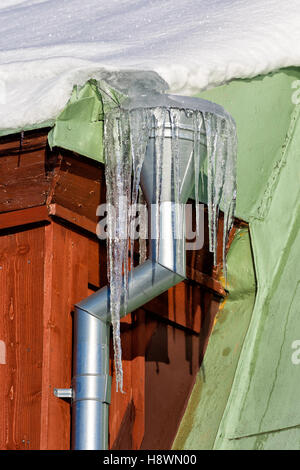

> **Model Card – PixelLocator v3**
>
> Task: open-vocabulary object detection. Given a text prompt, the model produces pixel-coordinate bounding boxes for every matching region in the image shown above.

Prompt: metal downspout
[71,116,194,450]
[54,95,231,450]
[72,262,183,450]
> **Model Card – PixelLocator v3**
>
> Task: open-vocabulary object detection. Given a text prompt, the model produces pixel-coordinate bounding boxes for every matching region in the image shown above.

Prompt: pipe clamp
[72,375,111,404]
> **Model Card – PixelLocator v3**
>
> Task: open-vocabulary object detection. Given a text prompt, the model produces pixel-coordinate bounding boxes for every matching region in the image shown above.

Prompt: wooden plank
[48,206,108,289]
[48,203,98,235]
[186,266,226,297]
[0,206,50,230]
[51,151,105,222]
[0,129,59,214]
[43,222,89,450]
[0,179,49,213]
[0,129,49,156]
[43,222,72,450]
[0,226,45,449]
[39,224,54,450]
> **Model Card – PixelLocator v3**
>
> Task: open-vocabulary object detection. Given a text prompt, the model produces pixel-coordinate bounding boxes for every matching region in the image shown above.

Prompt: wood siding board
[51,152,105,223]
[45,222,72,449]
[0,226,45,449]
[40,223,54,449]
[48,203,98,235]
[0,206,50,231]
[0,130,49,156]
[45,222,89,450]
[0,130,60,214]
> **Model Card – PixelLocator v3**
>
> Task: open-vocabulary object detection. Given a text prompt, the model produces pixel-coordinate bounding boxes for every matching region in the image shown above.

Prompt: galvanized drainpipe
[54,95,230,450]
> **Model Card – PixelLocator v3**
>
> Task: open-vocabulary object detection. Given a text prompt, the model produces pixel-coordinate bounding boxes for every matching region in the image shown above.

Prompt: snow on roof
[1,0,300,130]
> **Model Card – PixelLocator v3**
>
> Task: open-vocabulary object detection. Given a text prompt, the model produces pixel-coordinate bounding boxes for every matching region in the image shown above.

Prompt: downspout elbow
[75,259,185,322]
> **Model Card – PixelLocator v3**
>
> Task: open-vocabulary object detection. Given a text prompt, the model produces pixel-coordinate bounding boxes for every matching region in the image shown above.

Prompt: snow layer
[0,0,300,130]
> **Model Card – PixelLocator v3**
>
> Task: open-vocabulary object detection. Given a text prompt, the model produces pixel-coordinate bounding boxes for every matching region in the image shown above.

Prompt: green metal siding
[175,67,300,450]
[215,104,300,449]
[173,229,256,449]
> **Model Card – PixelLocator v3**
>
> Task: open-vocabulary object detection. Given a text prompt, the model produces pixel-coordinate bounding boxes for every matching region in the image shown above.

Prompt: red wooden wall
[0,129,239,449]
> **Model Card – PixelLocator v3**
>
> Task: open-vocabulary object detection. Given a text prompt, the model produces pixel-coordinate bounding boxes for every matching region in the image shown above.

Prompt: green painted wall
[174,68,300,450]
[173,228,256,450]
[215,104,300,449]
[195,68,300,221]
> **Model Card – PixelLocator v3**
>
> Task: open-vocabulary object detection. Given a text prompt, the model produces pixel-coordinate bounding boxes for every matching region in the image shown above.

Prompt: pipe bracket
[72,375,112,404]
[54,388,73,399]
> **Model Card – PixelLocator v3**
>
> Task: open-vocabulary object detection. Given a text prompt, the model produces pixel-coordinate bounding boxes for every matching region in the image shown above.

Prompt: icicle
[153,108,167,258]
[204,112,218,262]
[104,108,131,393]
[104,106,153,392]
[129,108,151,274]
[170,108,181,251]
[103,99,237,393]
[138,188,147,264]
[192,110,203,238]
[170,108,180,203]
[211,115,226,265]
[221,116,237,282]
[204,111,237,279]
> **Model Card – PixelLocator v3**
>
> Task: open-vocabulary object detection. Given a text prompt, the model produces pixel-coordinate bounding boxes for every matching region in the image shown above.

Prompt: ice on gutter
[103,89,237,391]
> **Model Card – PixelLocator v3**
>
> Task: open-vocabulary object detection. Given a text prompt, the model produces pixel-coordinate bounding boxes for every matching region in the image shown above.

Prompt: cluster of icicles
[104,106,237,392]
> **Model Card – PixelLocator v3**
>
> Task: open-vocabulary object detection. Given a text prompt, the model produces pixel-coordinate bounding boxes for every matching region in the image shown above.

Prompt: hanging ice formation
[104,104,237,392]
[203,112,237,277]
